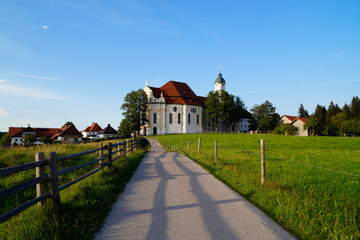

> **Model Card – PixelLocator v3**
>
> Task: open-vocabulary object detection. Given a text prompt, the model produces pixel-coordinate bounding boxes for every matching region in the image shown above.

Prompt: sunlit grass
[0,140,147,240]
[151,133,360,240]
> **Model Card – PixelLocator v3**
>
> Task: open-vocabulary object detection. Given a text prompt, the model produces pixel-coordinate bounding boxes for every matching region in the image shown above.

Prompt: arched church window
[188,114,191,124]
[169,113,172,124]
[153,113,157,124]
[178,113,181,124]
[173,107,177,112]
[197,114,199,125]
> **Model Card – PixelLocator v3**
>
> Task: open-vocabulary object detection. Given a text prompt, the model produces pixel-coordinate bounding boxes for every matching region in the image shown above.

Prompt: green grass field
[151,133,360,240]
[0,140,147,240]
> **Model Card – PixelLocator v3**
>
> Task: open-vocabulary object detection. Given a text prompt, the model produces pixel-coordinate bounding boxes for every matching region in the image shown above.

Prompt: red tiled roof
[282,115,298,122]
[83,122,102,132]
[8,127,61,137]
[149,87,161,98]
[149,81,206,107]
[52,124,82,139]
[281,115,308,124]
[294,117,308,123]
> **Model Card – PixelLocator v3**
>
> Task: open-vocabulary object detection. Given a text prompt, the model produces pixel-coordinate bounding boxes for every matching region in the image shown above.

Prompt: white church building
[142,72,252,135]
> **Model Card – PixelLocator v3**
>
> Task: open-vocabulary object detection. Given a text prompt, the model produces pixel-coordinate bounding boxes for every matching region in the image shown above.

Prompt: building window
[153,113,157,124]
[188,113,191,124]
[173,107,177,112]
[178,113,181,124]
[197,114,199,125]
[169,113,172,124]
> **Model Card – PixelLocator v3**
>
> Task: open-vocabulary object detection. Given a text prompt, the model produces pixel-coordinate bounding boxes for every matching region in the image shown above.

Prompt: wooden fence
[166,138,266,185]
[0,138,139,224]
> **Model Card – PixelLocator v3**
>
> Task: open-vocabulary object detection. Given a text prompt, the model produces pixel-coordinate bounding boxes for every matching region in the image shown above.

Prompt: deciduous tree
[250,100,280,133]
[120,89,148,136]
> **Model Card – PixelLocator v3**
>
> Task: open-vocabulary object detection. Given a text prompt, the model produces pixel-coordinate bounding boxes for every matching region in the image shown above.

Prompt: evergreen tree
[349,96,360,119]
[305,104,327,135]
[298,104,309,118]
[326,101,342,135]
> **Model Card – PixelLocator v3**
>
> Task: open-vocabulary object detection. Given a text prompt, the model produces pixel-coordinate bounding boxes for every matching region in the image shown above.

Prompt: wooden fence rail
[0,138,139,224]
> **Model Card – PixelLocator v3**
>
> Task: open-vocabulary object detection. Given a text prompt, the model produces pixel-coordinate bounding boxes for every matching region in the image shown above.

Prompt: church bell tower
[214,66,226,92]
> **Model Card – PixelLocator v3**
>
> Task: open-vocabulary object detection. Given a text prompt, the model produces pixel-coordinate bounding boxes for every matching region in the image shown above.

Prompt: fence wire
[203,145,360,178]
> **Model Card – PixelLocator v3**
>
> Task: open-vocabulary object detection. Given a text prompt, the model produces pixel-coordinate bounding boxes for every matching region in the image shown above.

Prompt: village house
[98,124,118,139]
[8,125,60,145]
[82,122,103,140]
[142,71,253,135]
[279,115,309,136]
[51,124,82,143]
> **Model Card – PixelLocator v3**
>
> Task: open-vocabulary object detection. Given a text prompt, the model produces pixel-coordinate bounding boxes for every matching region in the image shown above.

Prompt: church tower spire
[214,65,226,92]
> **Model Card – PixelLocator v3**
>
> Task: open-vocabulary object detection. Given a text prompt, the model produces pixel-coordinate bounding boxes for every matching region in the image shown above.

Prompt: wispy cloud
[42,25,48,29]
[15,74,63,81]
[0,108,11,116]
[326,51,345,59]
[0,79,7,83]
[0,81,67,100]
[242,79,360,95]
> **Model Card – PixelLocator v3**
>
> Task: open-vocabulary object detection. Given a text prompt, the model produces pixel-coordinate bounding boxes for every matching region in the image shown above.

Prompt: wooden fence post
[49,152,60,207]
[118,140,121,157]
[36,152,46,207]
[108,142,113,169]
[187,141,189,151]
[261,139,265,185]
[198,138,201,153]
[99,142,103,167]
[131,140,134,154]
[215,141,218,162]
[123,140,126,157]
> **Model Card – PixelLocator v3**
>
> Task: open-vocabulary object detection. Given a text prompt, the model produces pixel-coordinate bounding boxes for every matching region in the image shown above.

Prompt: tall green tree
[120,89,148,136]
[326,101,342,135]
[305,104,327,136]
[298,104,309,118]
[250,100,280,133]
[349,96,360,119]
[229,95,247,132]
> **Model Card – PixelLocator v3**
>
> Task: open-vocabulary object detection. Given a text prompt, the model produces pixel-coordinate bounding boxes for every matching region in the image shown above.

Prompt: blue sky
[0,0,359,132]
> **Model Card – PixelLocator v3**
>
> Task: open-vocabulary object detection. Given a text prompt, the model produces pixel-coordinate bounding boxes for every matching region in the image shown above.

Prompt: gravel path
[94,138,296,240]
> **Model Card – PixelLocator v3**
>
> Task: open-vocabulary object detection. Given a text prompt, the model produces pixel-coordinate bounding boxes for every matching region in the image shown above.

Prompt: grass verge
[0,147,147,240]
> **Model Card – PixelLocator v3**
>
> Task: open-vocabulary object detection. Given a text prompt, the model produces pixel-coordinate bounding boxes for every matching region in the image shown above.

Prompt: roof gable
[83,122,102,132]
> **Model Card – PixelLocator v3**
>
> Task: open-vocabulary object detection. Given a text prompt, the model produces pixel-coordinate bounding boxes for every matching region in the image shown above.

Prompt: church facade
[141,72,252,135]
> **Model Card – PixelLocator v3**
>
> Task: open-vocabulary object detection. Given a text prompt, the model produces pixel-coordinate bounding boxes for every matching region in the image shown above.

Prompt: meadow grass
[151,133,360,240]
[0,140,147,240]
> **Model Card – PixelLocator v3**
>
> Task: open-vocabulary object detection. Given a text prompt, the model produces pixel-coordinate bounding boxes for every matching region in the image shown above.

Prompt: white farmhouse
[279,115,309,136]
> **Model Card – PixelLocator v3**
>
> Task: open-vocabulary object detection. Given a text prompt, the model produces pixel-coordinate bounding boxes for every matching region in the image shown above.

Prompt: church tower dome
[214,67,226,92]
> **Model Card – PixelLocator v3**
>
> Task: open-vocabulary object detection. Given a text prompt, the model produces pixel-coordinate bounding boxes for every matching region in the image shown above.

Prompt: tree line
[304,96,360,136]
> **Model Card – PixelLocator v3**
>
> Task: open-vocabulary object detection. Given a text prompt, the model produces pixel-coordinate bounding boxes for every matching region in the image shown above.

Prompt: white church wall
[165,104,184,134]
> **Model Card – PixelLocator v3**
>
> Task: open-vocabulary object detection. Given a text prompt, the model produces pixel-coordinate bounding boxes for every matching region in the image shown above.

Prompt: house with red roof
[82,122,103,140]
[142,71,253,135]
[51,124,82,143]
[8,125,61,145]
[279,115,309,136]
